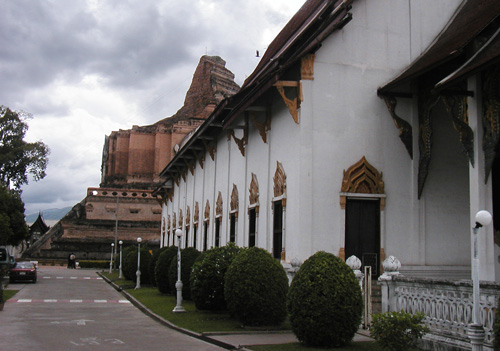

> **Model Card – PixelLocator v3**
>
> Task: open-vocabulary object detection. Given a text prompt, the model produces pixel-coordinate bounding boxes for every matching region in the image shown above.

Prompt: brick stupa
[25,56,240,261]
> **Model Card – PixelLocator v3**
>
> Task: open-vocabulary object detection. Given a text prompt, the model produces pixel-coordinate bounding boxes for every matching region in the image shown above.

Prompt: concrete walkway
[99,271,375,350]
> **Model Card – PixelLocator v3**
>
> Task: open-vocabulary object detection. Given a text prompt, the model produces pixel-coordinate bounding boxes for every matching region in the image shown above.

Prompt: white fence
[379,274,500,350]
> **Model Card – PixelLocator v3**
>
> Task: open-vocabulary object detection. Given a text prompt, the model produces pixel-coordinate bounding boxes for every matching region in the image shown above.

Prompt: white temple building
[156,0,500,284]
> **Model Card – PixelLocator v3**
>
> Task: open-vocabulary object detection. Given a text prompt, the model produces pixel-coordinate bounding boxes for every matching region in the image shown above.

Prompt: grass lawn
[249,342,387,351]
[100,272,420,351]
[3,289,19,301]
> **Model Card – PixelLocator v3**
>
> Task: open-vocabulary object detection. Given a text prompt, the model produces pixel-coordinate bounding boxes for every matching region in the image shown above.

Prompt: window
[203,222,209,251]
[193,225,198,249]
[273,201,283,259]
[185,227,189,247]
[229,213,236,243]
[215,218,221,247]
[249,208,256,247]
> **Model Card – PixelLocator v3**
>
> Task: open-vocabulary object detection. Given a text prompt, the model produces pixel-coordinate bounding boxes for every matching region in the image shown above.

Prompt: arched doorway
[340,157,385,276]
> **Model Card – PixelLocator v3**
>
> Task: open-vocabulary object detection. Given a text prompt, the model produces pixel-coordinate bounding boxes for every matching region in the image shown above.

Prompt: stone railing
[379,257,500,350]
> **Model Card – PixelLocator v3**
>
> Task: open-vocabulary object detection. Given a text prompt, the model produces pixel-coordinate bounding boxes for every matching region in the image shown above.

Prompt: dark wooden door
[345,199,380,276]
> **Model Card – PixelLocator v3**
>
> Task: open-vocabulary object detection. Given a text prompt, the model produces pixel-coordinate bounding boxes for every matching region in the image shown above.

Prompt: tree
[0,106,49,189]
[0,185,29,246]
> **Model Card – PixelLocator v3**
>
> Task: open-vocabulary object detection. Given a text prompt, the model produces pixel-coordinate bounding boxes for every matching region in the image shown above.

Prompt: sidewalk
[99,272,374,350]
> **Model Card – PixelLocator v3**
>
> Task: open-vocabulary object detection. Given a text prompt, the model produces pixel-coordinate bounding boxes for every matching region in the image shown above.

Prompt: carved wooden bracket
[482,66,500,183]
[274,81,302,124]
[183,158,195,175]
[442,95,474,166]
[193,150,205,169]
[250,110,271,143]
[229,129,247,156]
[383,95,413,159]
[418,89,440,199]
[301,54,315,80]
[201,139,216,161]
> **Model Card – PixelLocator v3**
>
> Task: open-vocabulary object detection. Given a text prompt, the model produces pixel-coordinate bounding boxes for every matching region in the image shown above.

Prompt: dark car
[9,261,37,283]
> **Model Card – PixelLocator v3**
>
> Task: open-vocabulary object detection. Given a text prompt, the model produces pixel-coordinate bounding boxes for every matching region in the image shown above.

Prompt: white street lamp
[135,237,142,289]
[173,229,186,313]
[468,210,492,351]
[118,240,124,279]
[109,243,115,274]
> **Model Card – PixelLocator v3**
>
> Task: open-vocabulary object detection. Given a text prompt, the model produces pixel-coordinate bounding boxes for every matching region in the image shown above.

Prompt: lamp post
[109,243,115,274]
[173,229,186,313]
[468,210,492,351]
[118,240,123,279]
[135,237,142,289]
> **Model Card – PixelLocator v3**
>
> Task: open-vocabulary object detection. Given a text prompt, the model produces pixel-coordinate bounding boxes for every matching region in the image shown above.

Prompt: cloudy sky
[0,0,305,215]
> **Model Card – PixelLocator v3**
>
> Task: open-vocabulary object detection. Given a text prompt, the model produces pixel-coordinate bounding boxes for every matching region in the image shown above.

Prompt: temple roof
[378,0,500,96]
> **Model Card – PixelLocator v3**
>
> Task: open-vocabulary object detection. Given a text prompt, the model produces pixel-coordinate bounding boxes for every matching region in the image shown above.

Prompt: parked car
[9,261,37,283]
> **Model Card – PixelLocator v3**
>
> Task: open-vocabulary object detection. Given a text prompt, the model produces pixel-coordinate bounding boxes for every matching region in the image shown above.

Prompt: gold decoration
[194,202,199,223]
[178,209,183,227]
[339,247,345,261]
[249,173,259,205]
[230,184,239,212]
[340,157,385,210]
[204,200,210,221]
[186,206,190,226]
[216,192,223,217]
[273,161,286,198]
[172,213,176,229]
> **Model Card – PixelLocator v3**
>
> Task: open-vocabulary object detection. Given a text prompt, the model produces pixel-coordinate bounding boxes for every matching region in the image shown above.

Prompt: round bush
[287,251,363,347]
[122,247,152,284]
[190,243,242,311]
[224,247,288,326]
[168,247,201,300]
[155,246,178,294]
[149,247,169,287]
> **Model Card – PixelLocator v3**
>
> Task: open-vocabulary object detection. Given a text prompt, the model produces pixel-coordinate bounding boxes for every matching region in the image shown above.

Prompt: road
[0,266,227,351]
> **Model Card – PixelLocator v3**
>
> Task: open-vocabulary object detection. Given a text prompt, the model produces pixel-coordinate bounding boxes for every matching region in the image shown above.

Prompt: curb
[97,272,239,350]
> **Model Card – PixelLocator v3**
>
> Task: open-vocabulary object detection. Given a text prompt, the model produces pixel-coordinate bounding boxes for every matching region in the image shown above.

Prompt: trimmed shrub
[168,247,201,299]
[78,260,109,269]
[371,310,429,351]
[155,246,178,294]
[287,251,363,347]
[122,247,152,284]
[224,247,288,326]
[149,247,169,287]
[190,243,242,311]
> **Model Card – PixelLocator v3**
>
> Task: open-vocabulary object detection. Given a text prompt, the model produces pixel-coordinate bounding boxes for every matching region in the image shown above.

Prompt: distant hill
[26,207,72,225]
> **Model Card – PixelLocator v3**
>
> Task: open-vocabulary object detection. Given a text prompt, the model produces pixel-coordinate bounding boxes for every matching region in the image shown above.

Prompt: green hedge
[190,243,242,311]
[225,247,288,326]
[287,251,363,347]
[78,260,109,269]
[155,246,178,294]
[168,247,201,300]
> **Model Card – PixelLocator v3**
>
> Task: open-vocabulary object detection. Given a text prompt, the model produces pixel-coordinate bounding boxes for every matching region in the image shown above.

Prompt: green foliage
[155,246,178,294]
[370,310,429,351]
[149,247,169,287]
[78,260,109,269]
[494,296,500,351]
[287,251,363,348]
[0,106,49,189]
[123,246,152,284]
[168,247,201,300]
[0,186,29,246]
[190,243,243,311]
[224,247,288,326]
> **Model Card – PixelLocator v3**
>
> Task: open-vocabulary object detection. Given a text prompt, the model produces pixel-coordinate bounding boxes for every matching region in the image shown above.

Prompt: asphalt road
[0,266,227,351]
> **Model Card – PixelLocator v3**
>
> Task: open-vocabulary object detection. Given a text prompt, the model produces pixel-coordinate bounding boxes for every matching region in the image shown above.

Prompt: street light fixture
[109,243,115,274]
[118,240,123,279]
[173,229,186,313]
[135,237,142,289]
[468,210,492,351]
